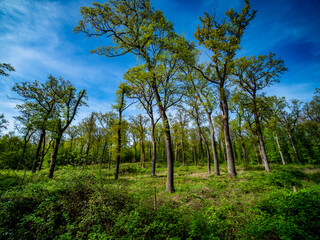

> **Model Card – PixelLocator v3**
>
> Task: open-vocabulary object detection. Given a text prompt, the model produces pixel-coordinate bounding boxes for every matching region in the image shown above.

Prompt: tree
[0,63,15,77]
[14,108,36,169]
[12,76,60,173]
[184,68,220,175]
[267,96,287,165]
[130,114,149,169]
[178,0,256,177]
[125,66,160,176]
[48,76,87,178]
[304,88,320,124]
[278,99,303,163]
[234,53,287,172]
[113,82,130,180]
[74,0,181,192]
[0,114,9,133]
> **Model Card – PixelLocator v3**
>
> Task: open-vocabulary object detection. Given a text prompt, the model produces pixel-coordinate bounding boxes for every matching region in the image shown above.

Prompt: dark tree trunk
[151,121,156,177]
[32,129,45,173]
[115,114,122,180]
[48,136,61,179]
[38,131,46,171]
[193,146,197,167]
[157,136,161,165]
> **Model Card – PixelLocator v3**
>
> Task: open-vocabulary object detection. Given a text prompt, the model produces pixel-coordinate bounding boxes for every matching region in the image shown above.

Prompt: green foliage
[1,164,319,239]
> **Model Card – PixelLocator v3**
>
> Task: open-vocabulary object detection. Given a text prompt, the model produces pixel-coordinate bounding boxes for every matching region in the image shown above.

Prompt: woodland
[0,0,319,239]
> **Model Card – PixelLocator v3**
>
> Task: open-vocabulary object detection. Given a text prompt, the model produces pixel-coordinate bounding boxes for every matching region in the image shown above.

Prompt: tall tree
[48,76,87,178]
[178,0,256,177]
[12,76,60,173]
[234,53,287,172]
[74,0,181,192]
[113,82,130,180]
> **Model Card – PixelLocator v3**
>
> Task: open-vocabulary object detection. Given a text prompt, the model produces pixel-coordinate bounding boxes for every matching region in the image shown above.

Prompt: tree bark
[207,117,219,175]
[32,129,45,173]
[151,121,156,176]
[287,130,300,163]
[275,132,286,165]
[151,82,174,193]
[220,92,236,177]
[48,136,61,179]
[38,131,46,171]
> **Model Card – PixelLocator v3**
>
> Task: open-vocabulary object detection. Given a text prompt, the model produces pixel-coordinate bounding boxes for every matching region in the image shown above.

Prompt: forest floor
[1,162,320,239]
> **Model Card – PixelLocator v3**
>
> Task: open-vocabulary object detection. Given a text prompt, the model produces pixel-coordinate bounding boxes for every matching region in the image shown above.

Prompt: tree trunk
[151,83,174,193]
[48,136,61,179]
[287,130,300,163]
[32,129,45,173]
[254,109,270,172]
[181,136,186,166]
[193,146,197,167]
[38,131,46,171]
[207,116,219,175]
[196,124,211,174]
[115,114,122,180]
[157,136,161,165]
[220,93,236,177]
[275,132,286,165]
[140,137,146,168]
[151,121,156,177]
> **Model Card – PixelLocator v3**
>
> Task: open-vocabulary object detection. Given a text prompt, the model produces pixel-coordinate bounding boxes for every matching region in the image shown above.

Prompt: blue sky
[0,0,319,131]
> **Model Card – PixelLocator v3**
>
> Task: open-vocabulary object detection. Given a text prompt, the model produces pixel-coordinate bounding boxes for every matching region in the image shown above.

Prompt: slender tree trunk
[140,137,145,168]
[199,135,204,167]
[193,146,197,167]
[275,132,286,165]
[108,147,111,170]
[17,136,28,170]
[115,114,122,180]
[207,117,219,175]
[48,136,61,179]
[197,125,211,174]
[32,129,45,173]
[287,130,300,163]
[151,122,156,177]
[181,136,185,166]
[133,137,137,163]
[174,142,178,164]
[220,93,236,177]
[254,109,270,172]
[38,131,46,171]
[157,136,161,165]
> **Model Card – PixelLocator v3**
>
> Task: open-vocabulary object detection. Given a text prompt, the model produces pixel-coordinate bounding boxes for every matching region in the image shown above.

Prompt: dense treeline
[0,0,319,191]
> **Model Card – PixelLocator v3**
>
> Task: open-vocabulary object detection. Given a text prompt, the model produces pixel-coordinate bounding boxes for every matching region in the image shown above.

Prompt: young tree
[113,82,130,180]
[234,53,287,172]
[130,114,149,169]
[12,76,60,173]
[74,0,181,192]
[48,76,87,178]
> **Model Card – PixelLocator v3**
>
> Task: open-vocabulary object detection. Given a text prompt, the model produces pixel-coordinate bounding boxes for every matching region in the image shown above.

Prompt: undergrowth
[0,163,319,239]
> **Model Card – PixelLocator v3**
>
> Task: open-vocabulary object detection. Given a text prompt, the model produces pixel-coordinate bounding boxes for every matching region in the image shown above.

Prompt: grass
[1,162,320,239]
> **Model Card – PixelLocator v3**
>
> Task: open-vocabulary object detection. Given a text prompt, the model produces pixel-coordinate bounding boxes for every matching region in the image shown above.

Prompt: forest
[0,0,320,239]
